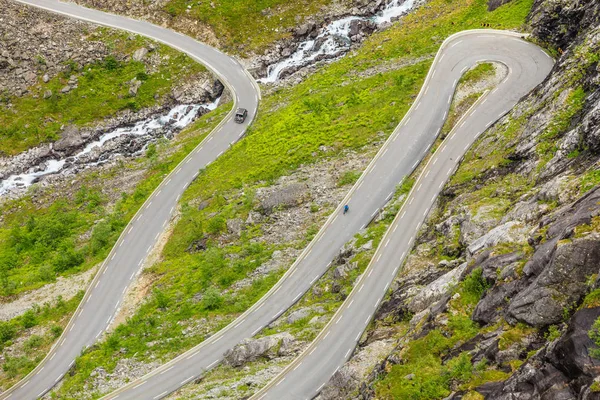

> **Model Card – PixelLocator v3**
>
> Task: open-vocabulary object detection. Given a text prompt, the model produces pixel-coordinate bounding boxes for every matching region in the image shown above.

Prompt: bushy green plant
[201,287,223,310]
[457,268,490,306]
[21,310,37,329]
[154,288,170,310]
[337,170,362,187]
[103,56,119,71]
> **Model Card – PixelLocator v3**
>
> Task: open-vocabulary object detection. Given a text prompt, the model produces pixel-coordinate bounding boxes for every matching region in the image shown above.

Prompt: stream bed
[0,99,219,197]
[260,0,417,83]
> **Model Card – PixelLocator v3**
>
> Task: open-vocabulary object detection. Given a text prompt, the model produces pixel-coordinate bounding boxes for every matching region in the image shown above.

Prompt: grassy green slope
[36,0,537,397]
[0,29,205,156]
[164,0,339,53]
[0,105,230,388]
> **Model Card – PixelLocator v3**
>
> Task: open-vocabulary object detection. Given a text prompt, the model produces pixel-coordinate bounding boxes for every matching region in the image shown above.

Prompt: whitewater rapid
[260,0,417,83]
[0,99,219,196]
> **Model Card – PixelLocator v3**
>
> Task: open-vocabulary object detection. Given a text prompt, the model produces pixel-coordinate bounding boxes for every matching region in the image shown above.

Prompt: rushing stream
[0,99,219,196]
[260,0,417,83]
[0,0,417,196]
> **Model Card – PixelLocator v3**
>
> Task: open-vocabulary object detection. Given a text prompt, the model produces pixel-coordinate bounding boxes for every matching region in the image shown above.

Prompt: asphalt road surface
[0,2,553,399]
[252,31,554,400]
[2,1,259,399]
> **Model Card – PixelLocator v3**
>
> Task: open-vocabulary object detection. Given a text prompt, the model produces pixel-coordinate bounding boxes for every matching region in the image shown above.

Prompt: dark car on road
[235,108,248,123]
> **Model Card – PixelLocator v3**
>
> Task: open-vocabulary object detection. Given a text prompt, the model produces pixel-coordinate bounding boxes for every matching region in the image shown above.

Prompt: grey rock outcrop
[223,333,296,367]
[132,47,148,61]
[508,235,600,327]
[407,262,467,314]
[467,221,528,255]
[488,307,600,400]
[258,182,309,214]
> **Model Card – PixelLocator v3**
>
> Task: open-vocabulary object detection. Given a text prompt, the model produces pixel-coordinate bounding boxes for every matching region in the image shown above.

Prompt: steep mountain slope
[0,0,214,157]
[321,0,600,399]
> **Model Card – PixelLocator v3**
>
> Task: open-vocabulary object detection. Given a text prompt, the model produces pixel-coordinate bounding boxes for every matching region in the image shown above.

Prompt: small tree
[201,287,223,311]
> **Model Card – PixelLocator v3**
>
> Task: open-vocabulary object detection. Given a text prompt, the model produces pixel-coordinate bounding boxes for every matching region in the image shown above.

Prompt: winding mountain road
[253,31,554,400]
[2,1,259,399]
[1,2,553,400]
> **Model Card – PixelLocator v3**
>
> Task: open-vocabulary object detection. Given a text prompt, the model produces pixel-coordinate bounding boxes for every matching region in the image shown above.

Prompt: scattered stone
[128,78,142,97]
[132,47,148,61]
[258,182,309,214]
[223,333,296,367]
[226,218,244,237]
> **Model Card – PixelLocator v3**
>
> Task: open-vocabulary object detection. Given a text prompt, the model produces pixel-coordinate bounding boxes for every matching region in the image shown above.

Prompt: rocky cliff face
[321,0,600,398]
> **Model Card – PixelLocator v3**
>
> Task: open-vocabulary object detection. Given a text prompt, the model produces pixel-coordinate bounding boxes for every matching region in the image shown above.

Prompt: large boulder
[548,307,600,378]
[467,221,528,255]
[53,125,85,153]
[132,47,148,61]
[223,333,296,367]
[487,307,600,399]
[258,183,309,214]
[128,78,142,97]
[508,235,600,327]
[407,262,467,314]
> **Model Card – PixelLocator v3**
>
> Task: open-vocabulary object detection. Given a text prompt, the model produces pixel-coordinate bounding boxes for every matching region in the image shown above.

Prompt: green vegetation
[440,62,497,140]
[459,63,495,86]
[0,293,82,387]
[0,29,205,155]
[163,0,336,54]
[574,216,600,239]
[338,170,363,187]
[545,325,561,342]
[375,269,504,399]
[1,0,538,394]
[0,104,229,300]
[498,323,535,350]
[56,0,532,390]
[0,104,229,388]
[589,318,600,359]
[582,287,600,308]
[536,86,586,164]
[184,163,418,398]
[457,268,490,307]
[580,169,600,195]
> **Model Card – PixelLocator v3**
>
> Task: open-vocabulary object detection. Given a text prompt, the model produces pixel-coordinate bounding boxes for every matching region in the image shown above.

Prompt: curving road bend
[2,1,259,399]
[99,31,553,400]
[0,4,553,399]
[253,31,554,399]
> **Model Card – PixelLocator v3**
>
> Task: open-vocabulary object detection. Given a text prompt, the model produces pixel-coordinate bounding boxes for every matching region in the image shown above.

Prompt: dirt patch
[0,266,97,321]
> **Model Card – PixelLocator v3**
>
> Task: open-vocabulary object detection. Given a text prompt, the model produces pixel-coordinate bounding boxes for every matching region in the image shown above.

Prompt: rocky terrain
[3,0,589,397]
[316,0,600,398]
[0,0,218,103]
[0,0,225,200]
[70,0,420,81]
[0,0,107,98]
[45,141,379,398]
